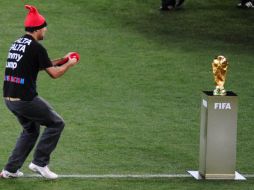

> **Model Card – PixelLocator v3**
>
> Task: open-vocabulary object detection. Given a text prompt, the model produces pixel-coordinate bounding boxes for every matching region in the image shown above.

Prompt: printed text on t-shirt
[5,37,32,70]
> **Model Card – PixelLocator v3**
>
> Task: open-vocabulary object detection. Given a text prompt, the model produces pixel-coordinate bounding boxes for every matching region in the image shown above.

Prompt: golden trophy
[212,55,229,96]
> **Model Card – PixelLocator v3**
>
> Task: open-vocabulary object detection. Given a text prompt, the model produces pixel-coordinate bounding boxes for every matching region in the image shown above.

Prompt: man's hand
[66,55,79,67]
[52,52,80,66]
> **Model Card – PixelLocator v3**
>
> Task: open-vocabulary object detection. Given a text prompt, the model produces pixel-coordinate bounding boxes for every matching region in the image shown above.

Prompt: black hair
[25,21,47,32]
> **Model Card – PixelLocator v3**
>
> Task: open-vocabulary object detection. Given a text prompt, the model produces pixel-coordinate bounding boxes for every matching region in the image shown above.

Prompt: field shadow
[104,1,254,55]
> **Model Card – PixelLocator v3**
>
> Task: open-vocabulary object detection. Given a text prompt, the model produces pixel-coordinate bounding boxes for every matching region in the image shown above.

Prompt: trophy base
[213,87,226,96]
[188,171,246,180]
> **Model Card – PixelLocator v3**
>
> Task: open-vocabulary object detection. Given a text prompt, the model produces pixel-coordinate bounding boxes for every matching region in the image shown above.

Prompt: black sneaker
[237,1,254,8]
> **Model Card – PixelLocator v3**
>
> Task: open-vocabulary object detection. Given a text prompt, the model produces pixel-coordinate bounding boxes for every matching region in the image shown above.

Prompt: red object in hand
[57,52,80,66]
[69,52,80,61]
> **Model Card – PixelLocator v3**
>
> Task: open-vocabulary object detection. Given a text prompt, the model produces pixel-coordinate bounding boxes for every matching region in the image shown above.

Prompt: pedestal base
[187,171,246,180]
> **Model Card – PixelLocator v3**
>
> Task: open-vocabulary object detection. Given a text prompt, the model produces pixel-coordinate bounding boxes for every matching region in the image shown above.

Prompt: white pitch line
[21,173,254,179]
[244,174,254,178]
[24,174,191,178]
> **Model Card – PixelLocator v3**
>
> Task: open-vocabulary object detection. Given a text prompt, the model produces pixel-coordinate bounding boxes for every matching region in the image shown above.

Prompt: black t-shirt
[3,34,52,101]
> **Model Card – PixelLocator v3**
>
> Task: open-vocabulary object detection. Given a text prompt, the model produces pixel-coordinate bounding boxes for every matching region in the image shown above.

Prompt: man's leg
[23,96,65,167]
[32,112,65,166]
[241,0,249,5]
[3,96,65,179]
[3,108,40,173]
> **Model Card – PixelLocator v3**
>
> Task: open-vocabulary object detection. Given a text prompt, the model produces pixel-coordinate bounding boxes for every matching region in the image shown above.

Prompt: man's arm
[51,52,77,66]
[51,57,66,66]
[46,58,78,79]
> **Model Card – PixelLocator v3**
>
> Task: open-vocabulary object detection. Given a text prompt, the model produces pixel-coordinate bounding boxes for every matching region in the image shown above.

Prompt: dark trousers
[4,96,65,173]
[161,0,176,8]
[241,0,253,4]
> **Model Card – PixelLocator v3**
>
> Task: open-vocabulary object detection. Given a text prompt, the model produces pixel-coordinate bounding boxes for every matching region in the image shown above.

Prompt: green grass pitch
[0,0,254,189]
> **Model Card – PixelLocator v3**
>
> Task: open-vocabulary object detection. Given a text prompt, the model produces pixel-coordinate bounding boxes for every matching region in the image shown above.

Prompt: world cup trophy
[212,55,229,96]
